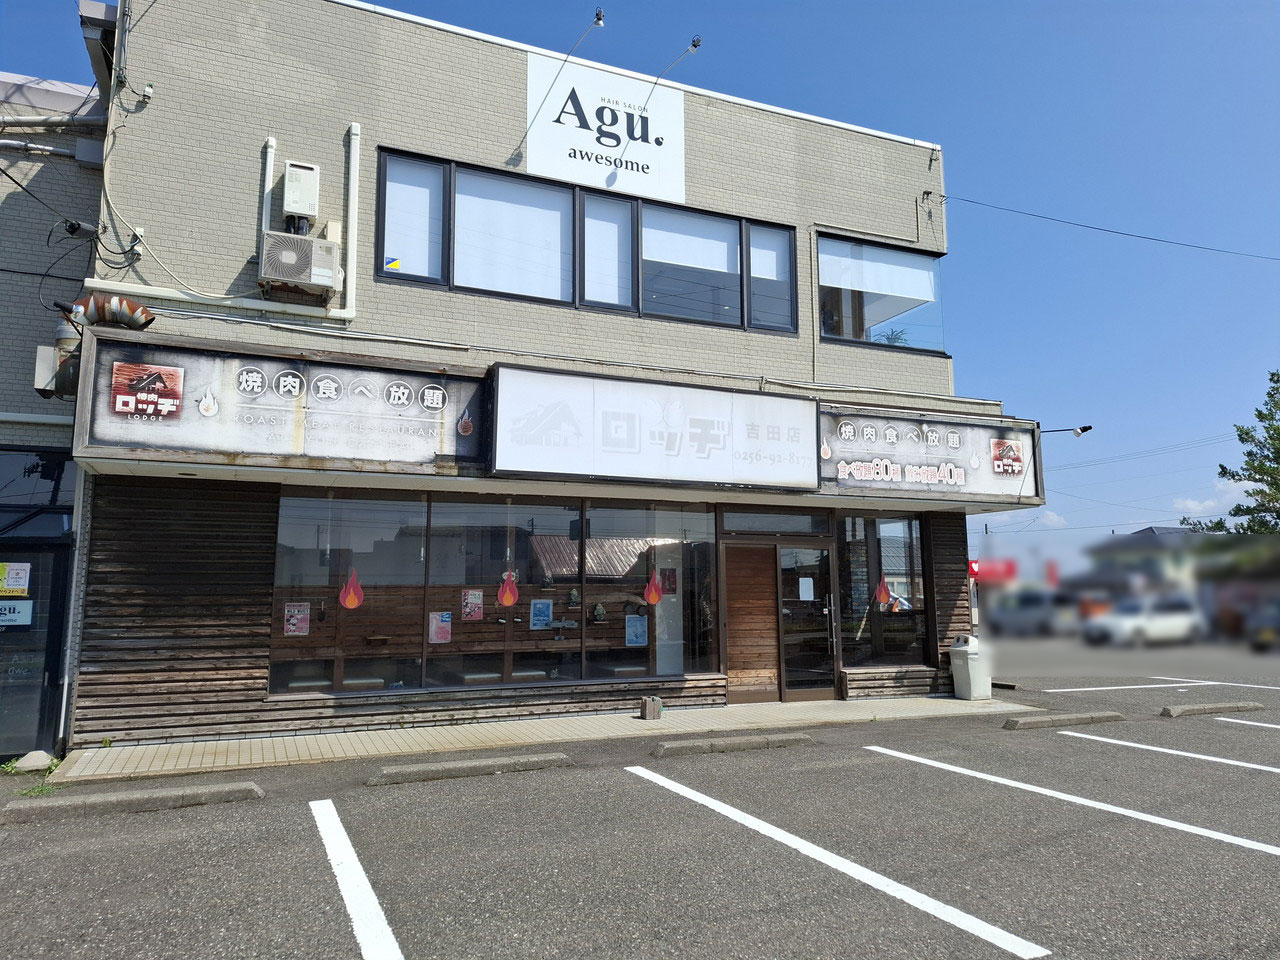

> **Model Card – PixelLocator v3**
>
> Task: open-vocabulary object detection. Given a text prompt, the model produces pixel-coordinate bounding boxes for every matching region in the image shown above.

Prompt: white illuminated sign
[493,368,817,490]
[526,53,685,203]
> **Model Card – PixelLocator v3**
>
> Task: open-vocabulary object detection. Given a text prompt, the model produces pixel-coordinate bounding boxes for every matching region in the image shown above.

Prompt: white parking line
[1218,717,1280,731]
[1149,676,1280,691]
[864,746,1280,857]
[310,799,405,960]
[625,765,1050,959]
[1041,681,1216,693]
[1059,730,1280,773]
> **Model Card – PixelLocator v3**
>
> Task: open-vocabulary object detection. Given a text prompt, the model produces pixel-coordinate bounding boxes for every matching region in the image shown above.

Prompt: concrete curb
[0,781,263,824]
[1159,702,1265,718]
[1003,711,1126,731]
[367,752,572,786]
[651,733,812,758]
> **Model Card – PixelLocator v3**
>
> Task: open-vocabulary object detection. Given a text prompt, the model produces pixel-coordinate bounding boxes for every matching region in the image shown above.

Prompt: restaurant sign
[819,410,1039,501]
[492,367,817,490]
[81,338,486,470]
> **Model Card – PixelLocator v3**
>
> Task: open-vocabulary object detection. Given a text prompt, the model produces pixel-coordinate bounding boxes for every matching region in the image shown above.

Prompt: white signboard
[820,410,1039,501]
[526,52,685,203]
[85,341,486,469]
[493,367,817,490]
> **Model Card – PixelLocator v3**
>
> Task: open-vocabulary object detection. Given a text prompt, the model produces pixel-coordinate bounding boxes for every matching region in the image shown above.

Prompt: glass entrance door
[0,546,70,758]
[778,547,837,700]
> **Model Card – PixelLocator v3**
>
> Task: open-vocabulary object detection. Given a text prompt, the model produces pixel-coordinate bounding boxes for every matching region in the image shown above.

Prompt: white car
[986,589,1079,637]
[1081,595,1208,646]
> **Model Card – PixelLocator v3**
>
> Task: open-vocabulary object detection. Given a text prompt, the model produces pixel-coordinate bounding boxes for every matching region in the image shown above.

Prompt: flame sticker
[643,570,664,605]
[497,569,519,607]
[198,389,219,417]
[339,569,365,609]
[820,437,831,460]
[874,575,891,605]
[457,407,474,437]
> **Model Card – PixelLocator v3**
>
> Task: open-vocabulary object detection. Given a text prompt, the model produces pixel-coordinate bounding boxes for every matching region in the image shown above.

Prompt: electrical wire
[1046,434,1235,472]
[945,195,1280,263]
[0,163,83,223]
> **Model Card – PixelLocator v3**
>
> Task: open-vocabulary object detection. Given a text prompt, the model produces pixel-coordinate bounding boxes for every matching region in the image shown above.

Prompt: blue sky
[4,0,1278,575]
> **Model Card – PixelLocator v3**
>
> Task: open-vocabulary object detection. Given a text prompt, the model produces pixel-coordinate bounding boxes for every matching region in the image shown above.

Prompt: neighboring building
[1084,526,1199,594]
[0,68,105,757]
[9,0,1045,753]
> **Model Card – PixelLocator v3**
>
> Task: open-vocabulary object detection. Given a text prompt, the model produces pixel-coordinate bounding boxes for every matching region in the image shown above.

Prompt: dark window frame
[375,147,798,334]
[815,232,945,354]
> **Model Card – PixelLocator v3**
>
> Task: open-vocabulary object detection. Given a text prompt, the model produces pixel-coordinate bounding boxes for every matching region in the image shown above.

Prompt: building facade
[9,0,1044,753]
[0,67,104,757]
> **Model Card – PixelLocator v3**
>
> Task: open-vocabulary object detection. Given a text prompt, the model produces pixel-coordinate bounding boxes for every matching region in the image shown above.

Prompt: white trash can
[949,635,992,701]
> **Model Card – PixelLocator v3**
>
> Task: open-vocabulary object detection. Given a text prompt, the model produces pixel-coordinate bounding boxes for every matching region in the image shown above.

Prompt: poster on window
[0,563,31,597]
[461,590,484,622]
[529,598,553,630]
[283,602,310,637]
[429,611,453,643]
[818,409,1040,501]
[625,614,649,647]
[0,601,33,626]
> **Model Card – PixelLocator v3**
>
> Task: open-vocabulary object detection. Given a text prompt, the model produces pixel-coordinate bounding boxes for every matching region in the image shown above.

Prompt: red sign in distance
[969,558,1017,583]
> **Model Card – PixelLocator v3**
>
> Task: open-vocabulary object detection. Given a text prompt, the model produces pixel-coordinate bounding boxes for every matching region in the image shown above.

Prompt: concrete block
[1002,712,1127,730]
[1159,702,1265,718]
[12,751,55,774]
[368,752,572,785]
[651,733,812,758]
[1,781,264,824]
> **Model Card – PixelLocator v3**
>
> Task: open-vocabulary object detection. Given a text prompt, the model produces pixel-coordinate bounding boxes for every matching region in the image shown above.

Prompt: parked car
[986,589,1079,637]
[1081,594,1208,646]
[1244,598,1280,654]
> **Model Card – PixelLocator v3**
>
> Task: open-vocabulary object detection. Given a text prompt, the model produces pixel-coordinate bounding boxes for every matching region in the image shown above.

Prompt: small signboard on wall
[0,563,31,597]
[0,600,33,626]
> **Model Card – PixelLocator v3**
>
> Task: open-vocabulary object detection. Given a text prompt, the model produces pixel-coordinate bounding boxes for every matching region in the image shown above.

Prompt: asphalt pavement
[4,641,1280,959]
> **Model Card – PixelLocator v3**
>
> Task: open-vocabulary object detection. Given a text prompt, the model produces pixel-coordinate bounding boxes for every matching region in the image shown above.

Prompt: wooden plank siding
[723,545,780,703]
[71,477,726,747]
[924,512,972,672]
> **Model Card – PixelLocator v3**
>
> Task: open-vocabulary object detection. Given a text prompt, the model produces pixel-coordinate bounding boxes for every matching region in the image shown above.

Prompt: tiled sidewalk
[52,696,1034,783]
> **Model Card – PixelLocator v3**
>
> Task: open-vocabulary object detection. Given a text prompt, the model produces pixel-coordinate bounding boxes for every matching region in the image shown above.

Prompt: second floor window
[818,237,940,348]
[377,149,798,334]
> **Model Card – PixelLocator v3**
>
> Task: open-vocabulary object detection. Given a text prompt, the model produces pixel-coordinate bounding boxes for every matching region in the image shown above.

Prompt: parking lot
[5,662,1280,960]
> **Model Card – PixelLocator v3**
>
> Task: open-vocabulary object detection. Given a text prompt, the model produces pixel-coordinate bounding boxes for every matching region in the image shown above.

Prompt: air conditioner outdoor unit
[259,230,343,296]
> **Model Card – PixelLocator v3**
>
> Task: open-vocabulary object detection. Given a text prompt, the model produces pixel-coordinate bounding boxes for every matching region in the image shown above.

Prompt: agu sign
[492,367,817,490]
[526,52,685,203]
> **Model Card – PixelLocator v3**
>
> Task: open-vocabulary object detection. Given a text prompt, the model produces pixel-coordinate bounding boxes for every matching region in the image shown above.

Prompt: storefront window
[0,450,76,539]
[722,509,829,535]
[837,515,929,667]
[271,494,427,693]
[428,501,582,684]
[269,493,718,694]
[584,505,717,678]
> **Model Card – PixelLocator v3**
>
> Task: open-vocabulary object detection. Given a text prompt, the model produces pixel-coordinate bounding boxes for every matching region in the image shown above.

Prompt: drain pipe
[84,123,361,323]
[261,136,276,234]
[0,114,106,128]
[0,139,75,158]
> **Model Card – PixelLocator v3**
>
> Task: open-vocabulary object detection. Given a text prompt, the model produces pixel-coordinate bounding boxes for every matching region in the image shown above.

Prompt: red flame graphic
[643,570,664,606]
[497,569,519,607]
[874,575,891,606]
[457,408,474,437]
[820,437,832,460]
[339,568,365,609]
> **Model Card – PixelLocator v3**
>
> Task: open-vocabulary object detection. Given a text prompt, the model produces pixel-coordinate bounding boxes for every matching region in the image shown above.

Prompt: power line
[945,195,1280,263]
[1046,434,1235,472]
[0,163,80,223]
